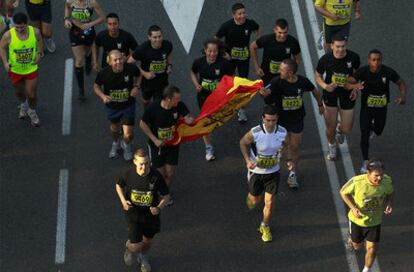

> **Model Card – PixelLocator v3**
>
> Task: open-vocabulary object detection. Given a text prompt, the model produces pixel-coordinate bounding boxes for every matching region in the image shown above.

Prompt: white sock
[289,171,296,177]
[362,267,370,272]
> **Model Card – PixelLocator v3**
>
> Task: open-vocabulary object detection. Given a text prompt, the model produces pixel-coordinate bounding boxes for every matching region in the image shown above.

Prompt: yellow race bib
[201,79,218,91]
[149,61,167,74]
[29,0,45,4]
[367,95,387,108]
[15,49,34,64]
[333,4,351,19]
[269,60,281,74]
[282,97,303,110]
[331,73,347,87]
[231,47,249,60]
[256,154,278,168]
[130,190,154,207]
[157,126,174,141]
[109,90,129,102]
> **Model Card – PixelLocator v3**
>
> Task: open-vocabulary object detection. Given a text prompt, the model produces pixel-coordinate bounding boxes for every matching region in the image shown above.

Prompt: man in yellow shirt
[340,159,394,272]
[314,0,361,50]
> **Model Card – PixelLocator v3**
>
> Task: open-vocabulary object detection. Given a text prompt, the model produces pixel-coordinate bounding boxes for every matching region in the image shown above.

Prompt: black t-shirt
[353,65,400,109]
[117,167,169,223]
[316,50,360,94]
[191,56,235,91]
[265,75,316,122]
[256,34,301,76]
[132,40,173,87]
[141,101,190,145]
[95,29,138,67]
[216,18,259,61]
[94,63,140,109]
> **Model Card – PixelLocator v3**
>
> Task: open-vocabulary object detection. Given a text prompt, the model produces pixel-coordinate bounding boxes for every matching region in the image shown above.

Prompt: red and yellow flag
[165,75,263,145]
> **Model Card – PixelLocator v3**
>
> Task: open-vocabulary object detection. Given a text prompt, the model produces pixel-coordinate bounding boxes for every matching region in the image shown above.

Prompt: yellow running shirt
[315,0,353,26]
[340,174,393,227]
[9,25,38,75]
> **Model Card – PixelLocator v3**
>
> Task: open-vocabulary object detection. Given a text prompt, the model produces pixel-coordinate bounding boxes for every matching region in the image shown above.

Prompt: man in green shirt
[340,159,394,272]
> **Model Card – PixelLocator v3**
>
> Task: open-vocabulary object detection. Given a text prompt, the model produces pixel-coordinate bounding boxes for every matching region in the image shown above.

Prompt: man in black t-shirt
[315,34,360,161]
[94,50,141,161]
[262,59,324,189]
[116,148,170,271]
[139,86,193,205]
[92,13,138,72]
[128,25,173,108]
[215,3,260,122]
[347,49,407,173]
[250,18,301,85]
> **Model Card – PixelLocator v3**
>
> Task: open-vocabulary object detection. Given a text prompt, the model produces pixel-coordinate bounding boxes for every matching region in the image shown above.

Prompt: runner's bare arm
[240,131,255,169]
[91,42,99,71]
[311,88,324,114]
[115,184,131,211]
[314,3,339,21]
[190,70,202,91]
[294,53,301,65]
[384,191,394,214]
[183,114,194,125]
[63,0,73,28]
[166,52,173,74]
[249,40,263,77]
[395,78,407,105]
[354,0,361,19]
[89,0,105,27]
[254,27,262,40]
[0,31,10,71]
[339,189,362,218]
[139,120,162,147]
[34,27,43,60]
[93,83,111,103]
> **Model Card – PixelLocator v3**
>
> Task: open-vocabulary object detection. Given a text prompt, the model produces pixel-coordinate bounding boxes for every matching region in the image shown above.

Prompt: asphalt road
[0,1,413,271]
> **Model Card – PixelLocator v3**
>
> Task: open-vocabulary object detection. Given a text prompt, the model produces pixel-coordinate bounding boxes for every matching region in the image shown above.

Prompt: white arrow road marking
[160,0,205,53]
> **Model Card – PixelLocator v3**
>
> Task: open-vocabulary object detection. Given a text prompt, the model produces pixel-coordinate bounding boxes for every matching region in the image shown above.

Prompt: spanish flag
[165,76,263,145]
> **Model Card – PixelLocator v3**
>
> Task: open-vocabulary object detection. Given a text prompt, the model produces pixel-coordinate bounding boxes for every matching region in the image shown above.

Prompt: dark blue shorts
[278,118,304,134]
[104,104,135,126]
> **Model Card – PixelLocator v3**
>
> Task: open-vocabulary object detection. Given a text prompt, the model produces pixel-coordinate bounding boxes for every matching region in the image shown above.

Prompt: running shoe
[327,143,337,161]
[44,38,56,53]
[317,31,324,50]
[109,140,121,159]
[287,173,299,189]
[237,108,248,123]
[258,224,272,242]
[27,109,40,127]
[140,253,152,272]
[18,103,28,119]
[246,196,256,210]
[205,145,216,161]
[369,130,375,140]
[335,125,345,144]
[124,240,134,266]
[121,140,133,161]
[360,160,368,174]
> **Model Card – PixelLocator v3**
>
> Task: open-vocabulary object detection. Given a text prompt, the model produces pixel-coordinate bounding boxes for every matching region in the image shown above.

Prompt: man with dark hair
[347,50,407,173]
[240,104,287,242]
[315,34,360,160]
[0,11,42,127]
[139,85,193,205]
[116,148,170,271]
[94,49,141,161]
[128,25,173,108]
[261,59,324,189]
[250,18,301,85]
[92,12,138,72]
[215,2,261,122]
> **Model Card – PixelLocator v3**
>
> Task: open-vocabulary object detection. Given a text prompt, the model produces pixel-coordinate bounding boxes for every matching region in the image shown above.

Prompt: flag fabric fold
[165,75,263,145]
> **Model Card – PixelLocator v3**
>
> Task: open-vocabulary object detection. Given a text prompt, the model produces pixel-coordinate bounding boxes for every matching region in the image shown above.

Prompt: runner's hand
[4,63,10,72]
[352,81,364,92]
[154,139,164,148]
[64,19,72,29]
[384,205,393,215]
[255,67,265,78]
[258,87,271,96]
[318,104,325,115]
[80,22,93,31]
[329,13,340,21]
[122,200,132,211]
[195,84,202,92]
[143,71,156,80]
[246,159,256,170]
[102,95,112,104]
[130,87,138,97]
[355,11,361,20]
[286,160,294,171]
[349,90,358,101]
[396,96,406,105]
[93,62,101,73]
[166,64,172,74]
[150,207,160,215]
[351,207,362,218]
[325,83,337,92]
[223,52,231,61]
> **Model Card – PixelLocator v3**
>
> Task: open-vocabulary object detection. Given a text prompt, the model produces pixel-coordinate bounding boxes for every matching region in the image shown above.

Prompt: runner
[128,25,173,108]
[0,0,19,35]
[116,148,170,272]
[314,0,361,51]
[93,50,141,161]
[0,12,42,127]
[190,39,234,161]
[64,0,104,100]
[261,59,324,189]
[139,85,193,205]
[215,2,261,123]
[340,159,394,272]
[25,0,56,55]
[347,49,407,173]
[239,105,287,242]
[250,18,301,85]
[92,12,138,72]
[315,34,360,160]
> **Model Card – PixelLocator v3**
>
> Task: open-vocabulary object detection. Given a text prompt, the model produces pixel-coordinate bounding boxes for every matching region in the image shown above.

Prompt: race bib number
[231,47,249,60]
[14,48,34,64]
[201,79,218,91]
[157,126,174,141]
[130,190,153,207]
[362,196,383,212]
[333,4,351,18]
[282,97,303,110]
[109,89,129,102]
[331,73,347,87]
[29,0,44,4]
[367,95,387,108]
[149,61,167,74]
[71,9,91,22]
[269,60,281,74]
[256,154,278,168]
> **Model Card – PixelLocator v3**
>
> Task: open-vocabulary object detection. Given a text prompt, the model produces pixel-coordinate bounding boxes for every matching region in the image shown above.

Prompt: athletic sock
[75,66,84,94]
[362,267,371,272]
[85,54,92,74]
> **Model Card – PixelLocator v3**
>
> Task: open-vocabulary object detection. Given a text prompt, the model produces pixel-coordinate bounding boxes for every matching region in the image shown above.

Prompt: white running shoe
[237,108,248,123]
[287,174,299,189]
[360,160,368,174]
[44,38,56,53]
[121,140,133,161]
[335,125,345,145]
[27,109,40,127]
[140,253,152,272]
[205,145,216,161]
[109,140,121,159]
[317,31,324,50]
[18,103,28,119]
[327,143,337,161]
[124,240,134,266]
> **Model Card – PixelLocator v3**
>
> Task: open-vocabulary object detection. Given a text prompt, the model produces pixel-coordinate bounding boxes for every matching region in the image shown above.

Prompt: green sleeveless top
[9,26,38,75]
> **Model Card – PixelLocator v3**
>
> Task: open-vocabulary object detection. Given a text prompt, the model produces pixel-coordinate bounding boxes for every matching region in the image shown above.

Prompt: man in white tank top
[240,105,288,242]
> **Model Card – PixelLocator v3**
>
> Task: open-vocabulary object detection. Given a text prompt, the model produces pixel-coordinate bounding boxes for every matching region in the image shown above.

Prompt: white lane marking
[289,0,360,271]
[303,2,382,271]
[62,58,74,136]
[55,169,69,265]
[160,0,205,53]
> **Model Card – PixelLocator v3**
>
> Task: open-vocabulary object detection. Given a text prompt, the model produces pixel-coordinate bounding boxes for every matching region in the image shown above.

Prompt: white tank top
[249,124,287,174]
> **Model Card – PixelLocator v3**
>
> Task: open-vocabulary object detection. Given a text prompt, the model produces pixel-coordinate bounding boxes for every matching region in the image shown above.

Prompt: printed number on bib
[231,47,249,60]
[333,5,351,18]
[157,127,174,141]
[110,90,129,102]
[331,73,347,87]
[256,154,278,168]
[149,62,167,73]
[201,79,218,91]
[367,95,387,108]
[282,97,303,110]
[269,60,281,74]
[71,9,91,22]
[15,49,34,64]
[130,190,153,207]
[362,196,384,212]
